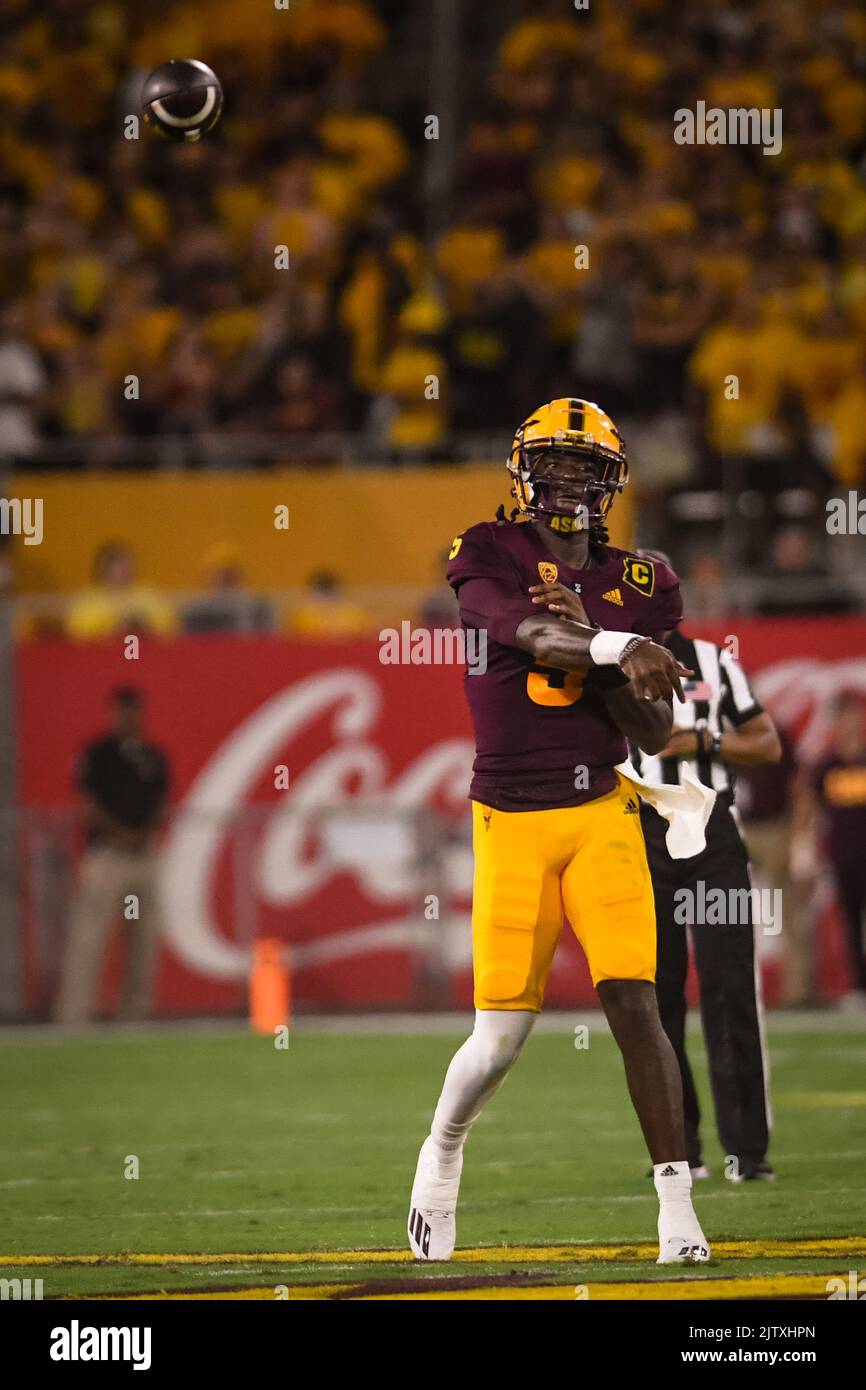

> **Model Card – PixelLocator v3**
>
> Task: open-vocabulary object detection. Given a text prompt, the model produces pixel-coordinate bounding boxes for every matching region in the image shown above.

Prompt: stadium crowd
[1,0,865,497]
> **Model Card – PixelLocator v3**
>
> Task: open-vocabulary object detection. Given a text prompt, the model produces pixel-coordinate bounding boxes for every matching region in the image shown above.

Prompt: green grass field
[2,1017,865,1299]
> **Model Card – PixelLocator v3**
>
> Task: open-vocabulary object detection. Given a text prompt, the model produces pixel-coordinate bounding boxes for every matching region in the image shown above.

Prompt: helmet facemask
[512,444,627,529]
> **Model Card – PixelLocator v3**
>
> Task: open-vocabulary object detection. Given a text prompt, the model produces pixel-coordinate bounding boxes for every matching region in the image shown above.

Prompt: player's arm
[717,712,782,765]
[522,580,690,701]
[715,650,781,766]
[514,613,688,706]
[659,710,781,765]
[595,683,673,755]
[525,578,684,750]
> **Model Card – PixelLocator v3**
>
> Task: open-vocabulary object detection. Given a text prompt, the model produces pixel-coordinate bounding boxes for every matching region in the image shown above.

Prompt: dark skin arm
[528,579,675,752]
[596,682,673,757]
[657,710,781,765]
[520,581,690,750]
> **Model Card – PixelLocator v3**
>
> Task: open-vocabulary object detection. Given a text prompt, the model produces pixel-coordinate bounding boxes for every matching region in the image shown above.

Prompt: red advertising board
[17,616,866,1015]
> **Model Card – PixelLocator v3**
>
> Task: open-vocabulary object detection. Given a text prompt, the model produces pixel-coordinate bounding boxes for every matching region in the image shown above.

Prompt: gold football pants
[471,775,656,1011]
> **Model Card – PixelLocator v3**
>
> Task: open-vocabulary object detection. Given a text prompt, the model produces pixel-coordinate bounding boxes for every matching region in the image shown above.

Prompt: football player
[408,398,710,1265]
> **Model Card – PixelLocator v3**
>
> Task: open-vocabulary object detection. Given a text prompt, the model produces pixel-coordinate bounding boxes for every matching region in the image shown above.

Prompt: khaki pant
[744,816,813,1004]
[54,843,163,1024]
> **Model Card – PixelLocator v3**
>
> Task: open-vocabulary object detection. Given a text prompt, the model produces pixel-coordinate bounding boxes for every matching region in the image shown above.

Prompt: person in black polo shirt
[55,688,170,1024]
[797,693,866,1010]
[630,551,783,1183]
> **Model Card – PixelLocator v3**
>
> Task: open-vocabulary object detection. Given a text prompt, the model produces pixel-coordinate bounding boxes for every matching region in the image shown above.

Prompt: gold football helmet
[507,398,628,528]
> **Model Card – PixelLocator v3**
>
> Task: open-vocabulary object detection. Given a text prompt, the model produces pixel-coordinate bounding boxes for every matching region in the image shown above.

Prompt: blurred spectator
[634,237,715,415]
[288,569,370,636]
[681,551,727,622]
[55,688,169,1024]
[795,304,863,462]
[755,524,856,618]
[182,542,274,634]
[439,252,542,430]
[337,226,415,415]
[498,3,585,76]
[0,304,46,463]
[795,694,866,1010]
[738,730,809,1004]
[687,280,801,491]
[66,541,177,639]
[571,239,641,419]
[372,293,448,458]
[262,351,343,437]
[456,107,534,245]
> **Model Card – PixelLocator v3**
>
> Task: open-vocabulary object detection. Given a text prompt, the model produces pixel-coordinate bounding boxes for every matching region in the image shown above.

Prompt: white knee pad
[470,1008,536,1078]
[431,1009,537,1144]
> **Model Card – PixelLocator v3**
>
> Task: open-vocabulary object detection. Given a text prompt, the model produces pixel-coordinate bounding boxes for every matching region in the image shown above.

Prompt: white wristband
[589,629,646,667]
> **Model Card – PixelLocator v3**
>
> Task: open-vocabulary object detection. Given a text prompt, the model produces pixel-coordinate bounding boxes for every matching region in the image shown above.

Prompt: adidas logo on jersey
[624,797,639,815]
[602,587,623,605]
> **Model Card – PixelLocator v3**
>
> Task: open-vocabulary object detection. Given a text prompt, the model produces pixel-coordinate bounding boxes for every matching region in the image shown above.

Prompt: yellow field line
[3,1236,864,1268]
[780,1092,866,1105]
[100,1284,356,1302]
[85,1272,842,1302]
[357,1274,839,1302]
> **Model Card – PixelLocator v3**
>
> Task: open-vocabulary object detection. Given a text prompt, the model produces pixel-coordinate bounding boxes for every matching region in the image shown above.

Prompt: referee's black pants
[641,800,770,1169]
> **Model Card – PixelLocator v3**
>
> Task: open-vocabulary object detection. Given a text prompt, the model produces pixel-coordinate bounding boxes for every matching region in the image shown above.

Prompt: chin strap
[588,519,609,557]
[495,502,610,556]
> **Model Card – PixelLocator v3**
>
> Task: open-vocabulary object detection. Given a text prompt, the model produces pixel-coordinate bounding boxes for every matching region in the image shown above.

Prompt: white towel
[615,759,716,859]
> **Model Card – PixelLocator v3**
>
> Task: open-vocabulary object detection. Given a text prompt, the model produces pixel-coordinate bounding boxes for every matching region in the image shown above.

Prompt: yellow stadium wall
[12,468,634,593]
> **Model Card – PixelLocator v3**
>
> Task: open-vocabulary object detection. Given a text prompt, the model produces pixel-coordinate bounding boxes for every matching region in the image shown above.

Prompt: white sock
[429,1009,535,1166]
[653,1160,701,1240]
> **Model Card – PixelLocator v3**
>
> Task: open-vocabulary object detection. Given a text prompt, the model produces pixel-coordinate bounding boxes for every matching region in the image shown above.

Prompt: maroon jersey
[447,519,683,811]
[813,756,866,863]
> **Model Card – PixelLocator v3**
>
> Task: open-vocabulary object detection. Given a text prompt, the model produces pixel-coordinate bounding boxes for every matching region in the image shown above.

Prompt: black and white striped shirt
[629,630,763,805]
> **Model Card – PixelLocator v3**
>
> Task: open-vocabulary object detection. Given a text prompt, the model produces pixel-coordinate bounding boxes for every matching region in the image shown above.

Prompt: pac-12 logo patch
[538,561,558,584]
[622,556,655,597]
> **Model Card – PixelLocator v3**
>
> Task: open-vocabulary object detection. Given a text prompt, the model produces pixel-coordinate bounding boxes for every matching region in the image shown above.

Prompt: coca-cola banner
[17,618,866,1013]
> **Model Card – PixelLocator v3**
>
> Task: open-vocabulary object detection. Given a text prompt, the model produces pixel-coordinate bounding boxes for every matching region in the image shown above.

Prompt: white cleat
[408,1136,462,1261]
[658,1235,712,1265]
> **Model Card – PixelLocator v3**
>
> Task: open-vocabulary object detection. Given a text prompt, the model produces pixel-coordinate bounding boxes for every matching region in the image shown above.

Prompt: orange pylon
[249,938,291,1034]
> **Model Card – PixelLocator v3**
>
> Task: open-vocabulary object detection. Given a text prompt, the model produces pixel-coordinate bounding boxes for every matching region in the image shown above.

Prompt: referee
[631,551,782,1182]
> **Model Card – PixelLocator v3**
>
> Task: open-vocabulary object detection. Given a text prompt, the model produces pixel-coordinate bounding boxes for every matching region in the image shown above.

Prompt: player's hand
[529,581,591,625]
[621,641,692,703]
